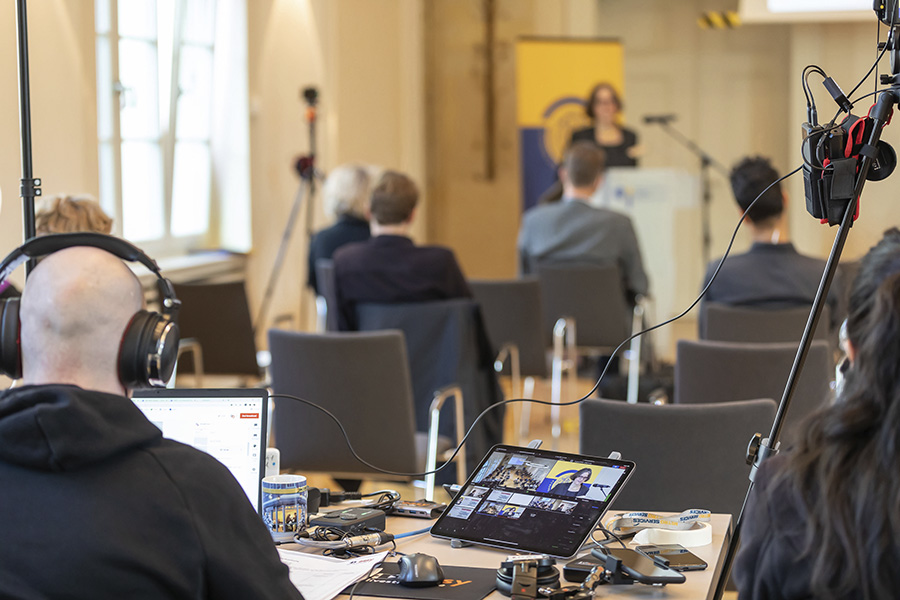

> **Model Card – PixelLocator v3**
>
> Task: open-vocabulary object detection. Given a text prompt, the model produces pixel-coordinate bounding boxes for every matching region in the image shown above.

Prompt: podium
[591,167,703,360]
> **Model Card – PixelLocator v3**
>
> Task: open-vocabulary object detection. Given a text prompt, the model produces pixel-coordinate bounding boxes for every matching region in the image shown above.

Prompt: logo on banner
[541,96,592,165]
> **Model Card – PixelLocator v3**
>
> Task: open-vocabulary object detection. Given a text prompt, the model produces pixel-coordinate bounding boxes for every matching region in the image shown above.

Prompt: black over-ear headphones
[496,556,560,598]
[0,233,181,388]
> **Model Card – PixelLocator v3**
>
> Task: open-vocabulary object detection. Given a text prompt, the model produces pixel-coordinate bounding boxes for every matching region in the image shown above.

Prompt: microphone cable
[268,163,804,481]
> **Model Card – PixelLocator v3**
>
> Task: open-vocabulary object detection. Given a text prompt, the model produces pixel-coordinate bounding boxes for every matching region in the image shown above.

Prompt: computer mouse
[397,553,445,587]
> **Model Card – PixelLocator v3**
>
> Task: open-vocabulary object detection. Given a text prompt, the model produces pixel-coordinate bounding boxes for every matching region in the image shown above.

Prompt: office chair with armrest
[356,299,505,479]
[536,263,645,445]
[674,339,833,447]
[579,398,777,517]
[171,281,262,384]
[469,278,548,444]
[268,329,460,500]
[701,302,832,346]
[314,259,338,332]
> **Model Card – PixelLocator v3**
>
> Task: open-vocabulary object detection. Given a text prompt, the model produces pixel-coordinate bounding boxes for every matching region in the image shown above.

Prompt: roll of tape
[632,521,712,547]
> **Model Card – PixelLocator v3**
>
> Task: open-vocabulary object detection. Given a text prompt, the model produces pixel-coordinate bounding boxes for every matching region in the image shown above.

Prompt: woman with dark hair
[734,227,900,599]
[549,468,593,498]
[570,82,641,168]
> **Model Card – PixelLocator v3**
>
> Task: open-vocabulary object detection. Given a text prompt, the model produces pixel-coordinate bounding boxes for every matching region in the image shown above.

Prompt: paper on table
[278,549,390,600]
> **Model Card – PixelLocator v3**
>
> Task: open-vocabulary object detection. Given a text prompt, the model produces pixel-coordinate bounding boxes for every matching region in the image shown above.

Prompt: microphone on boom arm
[642,114,677,125]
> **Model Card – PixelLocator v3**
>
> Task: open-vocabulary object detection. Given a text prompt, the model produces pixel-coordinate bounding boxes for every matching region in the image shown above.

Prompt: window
[95,0,250,256]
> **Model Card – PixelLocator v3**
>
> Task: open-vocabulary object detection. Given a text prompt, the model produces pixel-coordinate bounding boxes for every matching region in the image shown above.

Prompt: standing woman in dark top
[307,164,375,294]
[570,82,641,168]
[734,228,900,600]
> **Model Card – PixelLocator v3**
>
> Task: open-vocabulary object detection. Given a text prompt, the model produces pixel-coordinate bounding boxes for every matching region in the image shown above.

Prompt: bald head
[20,247,143,395]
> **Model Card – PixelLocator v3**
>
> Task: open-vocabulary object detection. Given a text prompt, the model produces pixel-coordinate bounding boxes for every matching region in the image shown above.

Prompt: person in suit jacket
[517,141,649,303]
[332,170,471,331]
[306,164,375,294]
[698,156,844,336]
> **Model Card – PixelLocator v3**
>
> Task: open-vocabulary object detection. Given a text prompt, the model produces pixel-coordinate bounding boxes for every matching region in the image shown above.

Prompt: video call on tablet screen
[430,445,635,558]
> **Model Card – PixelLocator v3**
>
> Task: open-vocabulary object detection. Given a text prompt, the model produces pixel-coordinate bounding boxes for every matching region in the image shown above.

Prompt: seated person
[36,194,113,235]
[700,156,842,335]
[332,170,472,330]
[2,194,113,300]
[0,246,302,599]
[734,228,900,599]
[307,164,375,294]
[518,141,649,304]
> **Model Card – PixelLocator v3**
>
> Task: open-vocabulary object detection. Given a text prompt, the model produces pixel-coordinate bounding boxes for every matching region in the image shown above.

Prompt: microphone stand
[711,84,899,600]
[646,119,729,265]
[15,0,40,275]
[253,88,320,336]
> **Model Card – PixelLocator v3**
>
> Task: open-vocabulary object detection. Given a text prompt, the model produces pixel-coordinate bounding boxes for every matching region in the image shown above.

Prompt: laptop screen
[131,388,268,512]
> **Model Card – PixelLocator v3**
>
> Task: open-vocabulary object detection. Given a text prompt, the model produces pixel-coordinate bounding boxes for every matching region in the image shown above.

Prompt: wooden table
[287,511,732,599]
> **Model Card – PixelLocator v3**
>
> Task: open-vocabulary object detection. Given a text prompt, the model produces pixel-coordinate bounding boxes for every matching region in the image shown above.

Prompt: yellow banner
[516,39,624,208]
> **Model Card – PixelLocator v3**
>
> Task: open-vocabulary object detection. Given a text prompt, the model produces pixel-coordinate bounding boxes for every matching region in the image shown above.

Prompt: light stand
[15,0,40,275]
[646,118,729,264]
[253,87,320,335]
[711,79,900,600]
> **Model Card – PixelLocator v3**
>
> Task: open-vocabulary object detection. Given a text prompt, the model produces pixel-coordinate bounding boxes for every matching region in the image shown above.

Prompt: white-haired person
[307,164,377,294]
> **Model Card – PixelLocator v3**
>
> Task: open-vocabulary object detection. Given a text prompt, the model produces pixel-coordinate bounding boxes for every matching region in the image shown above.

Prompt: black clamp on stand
[495,555,560,599]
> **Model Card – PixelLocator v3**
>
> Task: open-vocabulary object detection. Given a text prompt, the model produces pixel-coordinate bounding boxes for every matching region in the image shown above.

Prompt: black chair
[535,263,645,442]
[171,281,261,382]
[268,329,457,499]
[674,339,833,447]
[580,398,777,516]
[357,299,505,478]
[470,278,548,443]
[701,302,832,346]
[314,259,338,332]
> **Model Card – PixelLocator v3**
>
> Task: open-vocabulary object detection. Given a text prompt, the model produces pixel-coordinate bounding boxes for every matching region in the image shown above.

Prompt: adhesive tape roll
[632,521,712,547]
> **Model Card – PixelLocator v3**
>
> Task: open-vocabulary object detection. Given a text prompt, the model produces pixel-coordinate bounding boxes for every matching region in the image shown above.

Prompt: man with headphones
[0,239,303,599]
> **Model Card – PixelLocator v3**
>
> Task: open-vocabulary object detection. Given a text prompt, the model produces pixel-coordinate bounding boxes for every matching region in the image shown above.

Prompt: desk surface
[287,511,732,600]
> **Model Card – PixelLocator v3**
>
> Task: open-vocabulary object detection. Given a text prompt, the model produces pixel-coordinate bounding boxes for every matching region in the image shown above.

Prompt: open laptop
[131,388,268,513]
[430,444,635,558]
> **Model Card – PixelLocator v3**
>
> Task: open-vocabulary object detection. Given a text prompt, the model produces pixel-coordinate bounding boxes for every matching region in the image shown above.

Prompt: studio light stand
[15,0,40,275]
[254,87,321,335]
[712,22,900,598]
[645,117,729,265]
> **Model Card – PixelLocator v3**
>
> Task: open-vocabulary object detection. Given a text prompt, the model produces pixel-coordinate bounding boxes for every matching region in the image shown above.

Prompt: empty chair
[580,398,777,516]
[470,278,548,443]
[701,302,832,345]
[674,339,833,446]
[357,299,504,477]
[171,281,261,381]
[268,329,458,498]
[535,263,644,442]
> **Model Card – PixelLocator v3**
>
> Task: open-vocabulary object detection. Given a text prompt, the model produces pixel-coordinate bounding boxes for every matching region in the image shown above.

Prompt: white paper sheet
[277,549,390,600]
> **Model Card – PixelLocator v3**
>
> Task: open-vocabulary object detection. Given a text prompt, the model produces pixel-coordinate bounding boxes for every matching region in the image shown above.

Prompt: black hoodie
[0,384,303,599]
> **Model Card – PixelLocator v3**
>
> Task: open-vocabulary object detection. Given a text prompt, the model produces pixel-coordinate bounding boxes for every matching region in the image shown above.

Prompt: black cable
[803,65,827,121]
[269,165,803,480]
[590,526,627,550]
[346,550,394,600]
[847,7,895,100]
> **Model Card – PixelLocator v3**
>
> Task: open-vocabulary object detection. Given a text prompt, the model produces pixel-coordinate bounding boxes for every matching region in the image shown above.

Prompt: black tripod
[254,87,321,336]
[711,78,900,600]
[15,0,40,275]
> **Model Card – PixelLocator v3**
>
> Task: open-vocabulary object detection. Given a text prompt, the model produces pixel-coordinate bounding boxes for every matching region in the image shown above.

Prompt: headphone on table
[495,556,560,598]
[0,233,181,388]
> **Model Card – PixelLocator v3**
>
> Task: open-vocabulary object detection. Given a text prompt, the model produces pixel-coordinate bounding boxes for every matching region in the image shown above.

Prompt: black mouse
[397,553,444,587]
